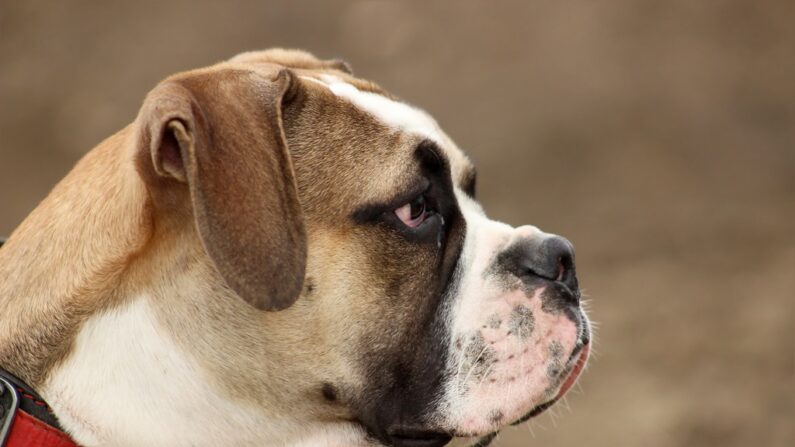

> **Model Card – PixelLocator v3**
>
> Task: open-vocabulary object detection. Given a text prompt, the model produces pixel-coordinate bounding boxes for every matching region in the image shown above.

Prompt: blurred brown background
[1,1,793,446]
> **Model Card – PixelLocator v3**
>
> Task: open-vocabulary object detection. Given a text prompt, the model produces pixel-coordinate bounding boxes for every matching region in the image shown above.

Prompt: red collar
[4,409,79,447]
[1,371,79,447]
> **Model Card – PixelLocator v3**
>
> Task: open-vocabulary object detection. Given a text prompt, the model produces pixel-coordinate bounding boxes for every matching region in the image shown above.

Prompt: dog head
[134,49,591,446]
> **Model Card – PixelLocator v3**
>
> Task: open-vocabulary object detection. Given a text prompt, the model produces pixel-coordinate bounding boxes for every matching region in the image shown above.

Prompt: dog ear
[137,69,306,311]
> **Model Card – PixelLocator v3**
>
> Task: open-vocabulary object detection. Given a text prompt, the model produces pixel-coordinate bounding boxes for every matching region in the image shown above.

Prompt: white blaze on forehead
[304,74,447,143]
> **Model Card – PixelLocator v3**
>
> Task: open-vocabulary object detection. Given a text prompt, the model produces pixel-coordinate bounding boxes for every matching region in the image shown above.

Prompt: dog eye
[395,195,428,228]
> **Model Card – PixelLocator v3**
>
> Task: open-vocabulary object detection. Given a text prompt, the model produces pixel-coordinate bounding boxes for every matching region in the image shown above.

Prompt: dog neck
[0,126,151,389]
[36,267,362,446]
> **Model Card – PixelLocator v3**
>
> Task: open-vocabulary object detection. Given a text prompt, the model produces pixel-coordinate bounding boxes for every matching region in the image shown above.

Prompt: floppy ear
[137,69,306,311]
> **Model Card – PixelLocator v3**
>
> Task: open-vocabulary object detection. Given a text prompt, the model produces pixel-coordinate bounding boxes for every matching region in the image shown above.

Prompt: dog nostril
[556,257,565,281]
[549,238,578,294]
[556,248,576,283]
[501,235,579,298]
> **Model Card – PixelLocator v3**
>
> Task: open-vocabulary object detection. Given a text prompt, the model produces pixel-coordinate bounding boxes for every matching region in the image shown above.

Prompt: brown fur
[0,49,477,432]
[138,67,307,311]
[0,127,151,386]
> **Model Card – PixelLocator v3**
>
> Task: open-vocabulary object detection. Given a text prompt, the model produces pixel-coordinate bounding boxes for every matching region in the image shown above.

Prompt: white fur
[305,74,447,144]
[449,192,546,336]
[41,297,371,447]
[439,191,513,423]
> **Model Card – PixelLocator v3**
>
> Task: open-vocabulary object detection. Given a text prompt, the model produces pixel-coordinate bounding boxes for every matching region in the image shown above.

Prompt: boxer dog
[0,49,590,447]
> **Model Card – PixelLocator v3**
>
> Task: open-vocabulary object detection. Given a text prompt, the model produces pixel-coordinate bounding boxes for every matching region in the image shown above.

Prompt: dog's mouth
[457,342,589,447]
[352,306,590,447]
[510,340,590,426]
[350,343,589,447]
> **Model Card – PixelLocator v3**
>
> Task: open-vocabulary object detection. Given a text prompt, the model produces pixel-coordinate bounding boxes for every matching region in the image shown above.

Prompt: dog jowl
[0,49,590,447]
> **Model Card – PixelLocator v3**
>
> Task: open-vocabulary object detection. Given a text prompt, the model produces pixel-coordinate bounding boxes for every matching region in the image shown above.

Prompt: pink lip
[554,343,589,400]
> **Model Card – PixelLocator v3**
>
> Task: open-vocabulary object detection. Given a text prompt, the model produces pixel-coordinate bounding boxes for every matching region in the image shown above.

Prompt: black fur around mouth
[510,398,558,426]
[469,431,499,447]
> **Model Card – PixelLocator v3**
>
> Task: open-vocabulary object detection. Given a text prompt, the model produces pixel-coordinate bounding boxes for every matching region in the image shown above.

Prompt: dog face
[131,50,591,447]
[239,51,590,446]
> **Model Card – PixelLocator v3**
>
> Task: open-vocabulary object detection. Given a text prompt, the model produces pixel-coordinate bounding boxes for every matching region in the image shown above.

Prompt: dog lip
[386,427,453,447]
[554,341,589,399]
[510,342,590,426]
[509,399,557,426]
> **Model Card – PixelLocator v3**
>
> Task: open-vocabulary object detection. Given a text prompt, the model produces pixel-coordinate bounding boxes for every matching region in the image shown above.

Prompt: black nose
[499,235,579,300]
[386,428,452,447]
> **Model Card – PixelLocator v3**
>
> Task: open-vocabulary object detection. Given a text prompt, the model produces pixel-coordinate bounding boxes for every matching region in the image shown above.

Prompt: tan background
[1,1,793,446]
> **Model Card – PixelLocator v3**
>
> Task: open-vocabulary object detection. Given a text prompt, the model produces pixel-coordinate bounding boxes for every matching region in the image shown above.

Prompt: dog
[0,49,590,447]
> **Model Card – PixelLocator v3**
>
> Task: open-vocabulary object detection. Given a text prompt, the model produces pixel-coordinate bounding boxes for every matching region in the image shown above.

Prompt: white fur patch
[303,75,446,143]
[436,190,585,434]
[42,298,372,447]
[43,298,266,446]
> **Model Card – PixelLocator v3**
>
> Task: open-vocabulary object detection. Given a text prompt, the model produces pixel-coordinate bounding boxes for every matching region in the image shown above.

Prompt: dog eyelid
[394,193,430,228]
[350,178,429,224]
